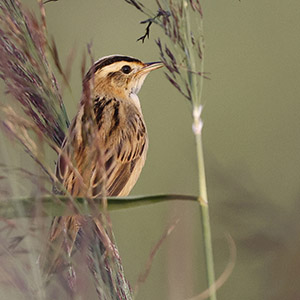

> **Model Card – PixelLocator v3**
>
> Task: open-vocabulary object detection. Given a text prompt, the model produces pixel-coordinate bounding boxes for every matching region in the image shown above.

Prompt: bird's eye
[121,65,132,74]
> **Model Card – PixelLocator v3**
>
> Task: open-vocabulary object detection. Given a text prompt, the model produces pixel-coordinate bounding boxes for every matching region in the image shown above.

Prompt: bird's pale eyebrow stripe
[84,56,142,81]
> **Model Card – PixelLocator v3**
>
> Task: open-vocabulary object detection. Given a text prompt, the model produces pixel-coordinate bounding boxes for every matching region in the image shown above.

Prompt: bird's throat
[129,92,142,111]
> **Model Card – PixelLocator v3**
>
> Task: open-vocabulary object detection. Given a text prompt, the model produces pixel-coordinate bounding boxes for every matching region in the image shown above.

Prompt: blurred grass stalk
[124,0,217,298]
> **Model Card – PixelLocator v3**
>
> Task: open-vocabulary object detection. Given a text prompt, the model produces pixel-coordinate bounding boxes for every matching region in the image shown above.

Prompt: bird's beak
[132,61,163,94]
[141,61,164,73]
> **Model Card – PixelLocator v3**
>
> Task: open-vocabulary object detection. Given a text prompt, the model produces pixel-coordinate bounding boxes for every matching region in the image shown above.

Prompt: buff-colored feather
[44,55,162,274]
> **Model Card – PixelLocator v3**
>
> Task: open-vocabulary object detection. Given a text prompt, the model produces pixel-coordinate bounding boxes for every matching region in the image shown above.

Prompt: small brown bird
[47,55,163,271]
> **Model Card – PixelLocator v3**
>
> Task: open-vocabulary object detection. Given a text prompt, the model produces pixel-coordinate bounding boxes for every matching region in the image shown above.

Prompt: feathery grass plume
[123,1,219,299]
[0,224,43,299]
[0,0,69,148]
[0,163,52,200]
[123,0,145,12]
[48,37,77,94]
[0,1,132,299]
[128,0,206,104]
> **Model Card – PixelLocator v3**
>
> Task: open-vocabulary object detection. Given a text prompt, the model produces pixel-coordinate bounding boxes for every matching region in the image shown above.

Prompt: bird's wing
[55,96,148,197]
[93,97,148,197]
[104,109,148,196]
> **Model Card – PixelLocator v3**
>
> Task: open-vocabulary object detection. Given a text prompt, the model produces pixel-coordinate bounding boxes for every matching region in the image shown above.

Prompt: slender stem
[187,3,216,296]
[0,194,198,219]
[194,131,217,300]
[185,2,217,297]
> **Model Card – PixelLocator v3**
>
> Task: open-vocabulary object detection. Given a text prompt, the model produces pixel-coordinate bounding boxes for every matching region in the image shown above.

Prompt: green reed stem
[194,130,217,300]
[186,3,217,298]
[0,194,197,219]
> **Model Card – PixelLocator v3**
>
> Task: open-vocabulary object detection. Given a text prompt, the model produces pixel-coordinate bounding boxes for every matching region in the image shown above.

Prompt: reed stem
[194,129,217,300]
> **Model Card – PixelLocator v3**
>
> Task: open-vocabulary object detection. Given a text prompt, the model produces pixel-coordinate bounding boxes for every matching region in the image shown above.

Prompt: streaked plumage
[46,55,162,272]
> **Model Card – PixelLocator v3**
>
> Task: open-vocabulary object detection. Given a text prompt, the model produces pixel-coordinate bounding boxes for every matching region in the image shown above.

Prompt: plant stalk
[186,3,216,297]
[194,129,217,300]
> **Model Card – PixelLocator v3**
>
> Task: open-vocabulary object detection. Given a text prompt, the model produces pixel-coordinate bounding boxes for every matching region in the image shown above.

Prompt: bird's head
[84,55,163,100]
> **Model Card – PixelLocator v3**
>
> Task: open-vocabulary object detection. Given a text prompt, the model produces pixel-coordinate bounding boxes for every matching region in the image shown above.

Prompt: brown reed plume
[0,0,69,149]
[0,1,132,299]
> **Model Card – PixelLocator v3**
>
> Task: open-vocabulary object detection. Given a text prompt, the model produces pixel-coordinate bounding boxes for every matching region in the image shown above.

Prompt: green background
[1,0,300,299]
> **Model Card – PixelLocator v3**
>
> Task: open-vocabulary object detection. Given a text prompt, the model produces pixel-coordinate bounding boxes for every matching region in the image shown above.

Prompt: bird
[45,55,163,274]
